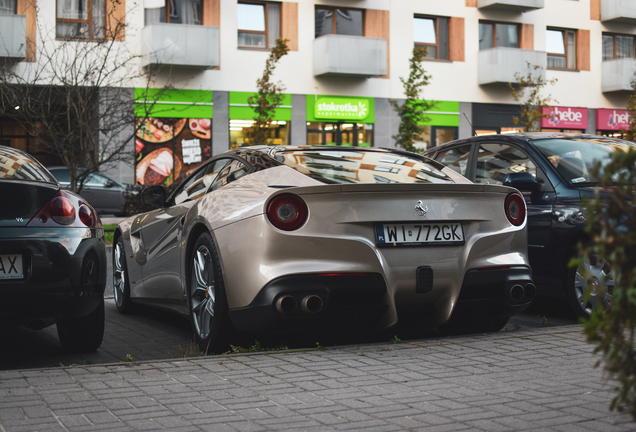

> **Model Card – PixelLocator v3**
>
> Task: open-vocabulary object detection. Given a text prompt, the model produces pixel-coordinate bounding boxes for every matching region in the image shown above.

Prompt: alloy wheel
[191,245,216,340]
[573,254,614,315]
[113,243,126,307]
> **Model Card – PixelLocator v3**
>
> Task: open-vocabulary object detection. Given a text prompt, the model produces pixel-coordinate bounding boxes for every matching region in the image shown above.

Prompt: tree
[0,1,166,193]
[623,76,636,141]
[508,62,557,132]
[576,147,636,418]
[246,38,290,146]
[390,46,434,153]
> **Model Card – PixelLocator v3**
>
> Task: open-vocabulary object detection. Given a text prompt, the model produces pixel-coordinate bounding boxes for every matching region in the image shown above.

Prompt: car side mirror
[141,185,167,207]
[104,180,114,188]
[504,172,539,191]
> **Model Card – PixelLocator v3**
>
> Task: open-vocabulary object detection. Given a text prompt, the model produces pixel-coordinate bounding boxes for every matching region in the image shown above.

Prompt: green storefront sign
[229,91,291,121]
[419,101,460,127]
[307,95,375,124]
[134,88,213,118]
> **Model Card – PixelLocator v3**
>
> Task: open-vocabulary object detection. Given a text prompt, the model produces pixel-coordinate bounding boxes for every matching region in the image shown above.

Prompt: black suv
[423,132,634,317]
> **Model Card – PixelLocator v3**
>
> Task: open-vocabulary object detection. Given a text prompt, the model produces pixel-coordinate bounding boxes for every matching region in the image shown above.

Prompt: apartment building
[0,0,635,185]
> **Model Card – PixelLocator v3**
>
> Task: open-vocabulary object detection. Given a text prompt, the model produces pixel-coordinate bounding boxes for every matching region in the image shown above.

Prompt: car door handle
[180,216,186,226]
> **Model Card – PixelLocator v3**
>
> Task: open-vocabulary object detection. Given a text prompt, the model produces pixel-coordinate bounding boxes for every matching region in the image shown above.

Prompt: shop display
[135,117,211,187]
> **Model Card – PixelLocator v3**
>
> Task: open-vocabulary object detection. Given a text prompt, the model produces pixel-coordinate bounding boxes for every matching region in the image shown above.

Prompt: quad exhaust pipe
[508,283,537,302]
[275,294,325,315]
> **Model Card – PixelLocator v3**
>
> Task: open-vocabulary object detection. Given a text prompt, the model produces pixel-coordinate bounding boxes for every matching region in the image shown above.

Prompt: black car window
[531,138,636,186]
[49,168,71,183]
[173,158,232,205]
[210,159,249,191]
[0,148,56,183]
[476,143,537,185]
[433,145,471,177]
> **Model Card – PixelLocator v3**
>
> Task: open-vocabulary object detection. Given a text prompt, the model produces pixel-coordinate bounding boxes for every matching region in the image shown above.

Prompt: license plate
[376,223,465,247]
[0,254,23,280]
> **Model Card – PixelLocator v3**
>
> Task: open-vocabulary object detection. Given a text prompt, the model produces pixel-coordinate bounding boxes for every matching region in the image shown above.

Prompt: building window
[144,0,202,26]
[0,0,16,15]
[237,1,280,48]
[414,16,449,60]
[547,28,576,69]
[315,7,363,38]
[602,33,635,61]
[479,22,519,50]
[56,0,106,39]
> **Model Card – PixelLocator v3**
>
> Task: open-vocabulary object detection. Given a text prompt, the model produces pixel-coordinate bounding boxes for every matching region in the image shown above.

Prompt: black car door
[473,142,556,289]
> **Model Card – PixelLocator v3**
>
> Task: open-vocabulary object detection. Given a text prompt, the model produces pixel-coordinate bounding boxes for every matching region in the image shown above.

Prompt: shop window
[56,0,106,39]
[475,143,536,185]
[230,120,289,148]
[144,0,202,26]
[547,28,576,70]
[237,1,280,48]
[479,22,518,50]
[315,7,363,38]
[0,0,15,14]
[307,122,373,147]
[602,33,635,61]
[414,16,449,60]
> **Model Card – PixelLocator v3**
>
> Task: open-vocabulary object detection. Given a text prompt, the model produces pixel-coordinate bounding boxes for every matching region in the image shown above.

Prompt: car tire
[113,238,135,314]
[57,253,105,352]
[566,252,614,318]
[188,232,230,354]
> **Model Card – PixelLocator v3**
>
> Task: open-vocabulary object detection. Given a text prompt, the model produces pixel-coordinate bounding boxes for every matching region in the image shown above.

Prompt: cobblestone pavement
[1,324,632,431]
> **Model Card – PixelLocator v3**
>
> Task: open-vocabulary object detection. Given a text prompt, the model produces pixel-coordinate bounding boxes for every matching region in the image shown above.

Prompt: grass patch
[103,223,117,245]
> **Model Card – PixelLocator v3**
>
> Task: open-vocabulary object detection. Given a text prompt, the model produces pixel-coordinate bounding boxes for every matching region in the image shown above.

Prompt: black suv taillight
[28,190,101,228]
[267,194,308,231]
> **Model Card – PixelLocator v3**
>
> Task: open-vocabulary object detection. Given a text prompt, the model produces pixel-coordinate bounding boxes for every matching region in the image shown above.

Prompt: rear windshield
[0,148,56,183]
[276,150,456,184]
[531,138,636,186]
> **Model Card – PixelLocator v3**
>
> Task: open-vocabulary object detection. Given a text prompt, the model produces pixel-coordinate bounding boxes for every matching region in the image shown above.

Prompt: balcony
[478,47,546,85]
[313,35,387,78]
[140,24,219,69]
[477,0,544,12]
[602,58,636,92]
[601,0,636,24]
[0,14,26,59]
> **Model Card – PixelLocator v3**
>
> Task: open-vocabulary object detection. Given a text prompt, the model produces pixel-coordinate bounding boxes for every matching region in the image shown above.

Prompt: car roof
[426,132,611,153]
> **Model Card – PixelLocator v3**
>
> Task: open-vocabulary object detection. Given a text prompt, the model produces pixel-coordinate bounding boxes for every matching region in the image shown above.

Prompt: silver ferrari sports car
[113,146,534,351]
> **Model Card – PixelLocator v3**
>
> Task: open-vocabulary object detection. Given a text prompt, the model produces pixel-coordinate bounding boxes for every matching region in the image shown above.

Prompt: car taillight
[28,190,100,228]
[267,194,308,231]
[504,193,526,226]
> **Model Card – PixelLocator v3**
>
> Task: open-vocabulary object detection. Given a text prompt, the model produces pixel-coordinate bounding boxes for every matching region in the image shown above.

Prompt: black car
[0,147,106,351]
[47,167,128,216]
[423,132,634,317]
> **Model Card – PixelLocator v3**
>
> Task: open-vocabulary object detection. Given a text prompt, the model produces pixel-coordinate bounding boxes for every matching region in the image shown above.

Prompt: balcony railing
[602,58,636,92]
[478,47,546,85]
[0,14,26,59]
[140,24,219,69]
[601,0,636,24]
[313,35,387,78]
[477,0,544,12]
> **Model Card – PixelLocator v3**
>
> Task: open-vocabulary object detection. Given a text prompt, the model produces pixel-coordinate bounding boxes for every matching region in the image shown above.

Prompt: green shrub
[577,148,636,418]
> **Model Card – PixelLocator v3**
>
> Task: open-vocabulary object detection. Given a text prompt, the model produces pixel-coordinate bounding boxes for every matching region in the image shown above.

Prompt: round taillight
[267,194,308,231]
[78,204,94,227]
[50,196,76,225]
[505,193,526,226]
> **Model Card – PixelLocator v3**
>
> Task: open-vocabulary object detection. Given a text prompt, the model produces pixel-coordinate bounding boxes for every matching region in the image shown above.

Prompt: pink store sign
[596,108,631,131]
[541,107,587,129]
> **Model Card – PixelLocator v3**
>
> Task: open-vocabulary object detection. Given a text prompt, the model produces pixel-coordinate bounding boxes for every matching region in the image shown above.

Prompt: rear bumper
[0,227,106,326]
[228,273,388,334]
[449,266,534,321]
